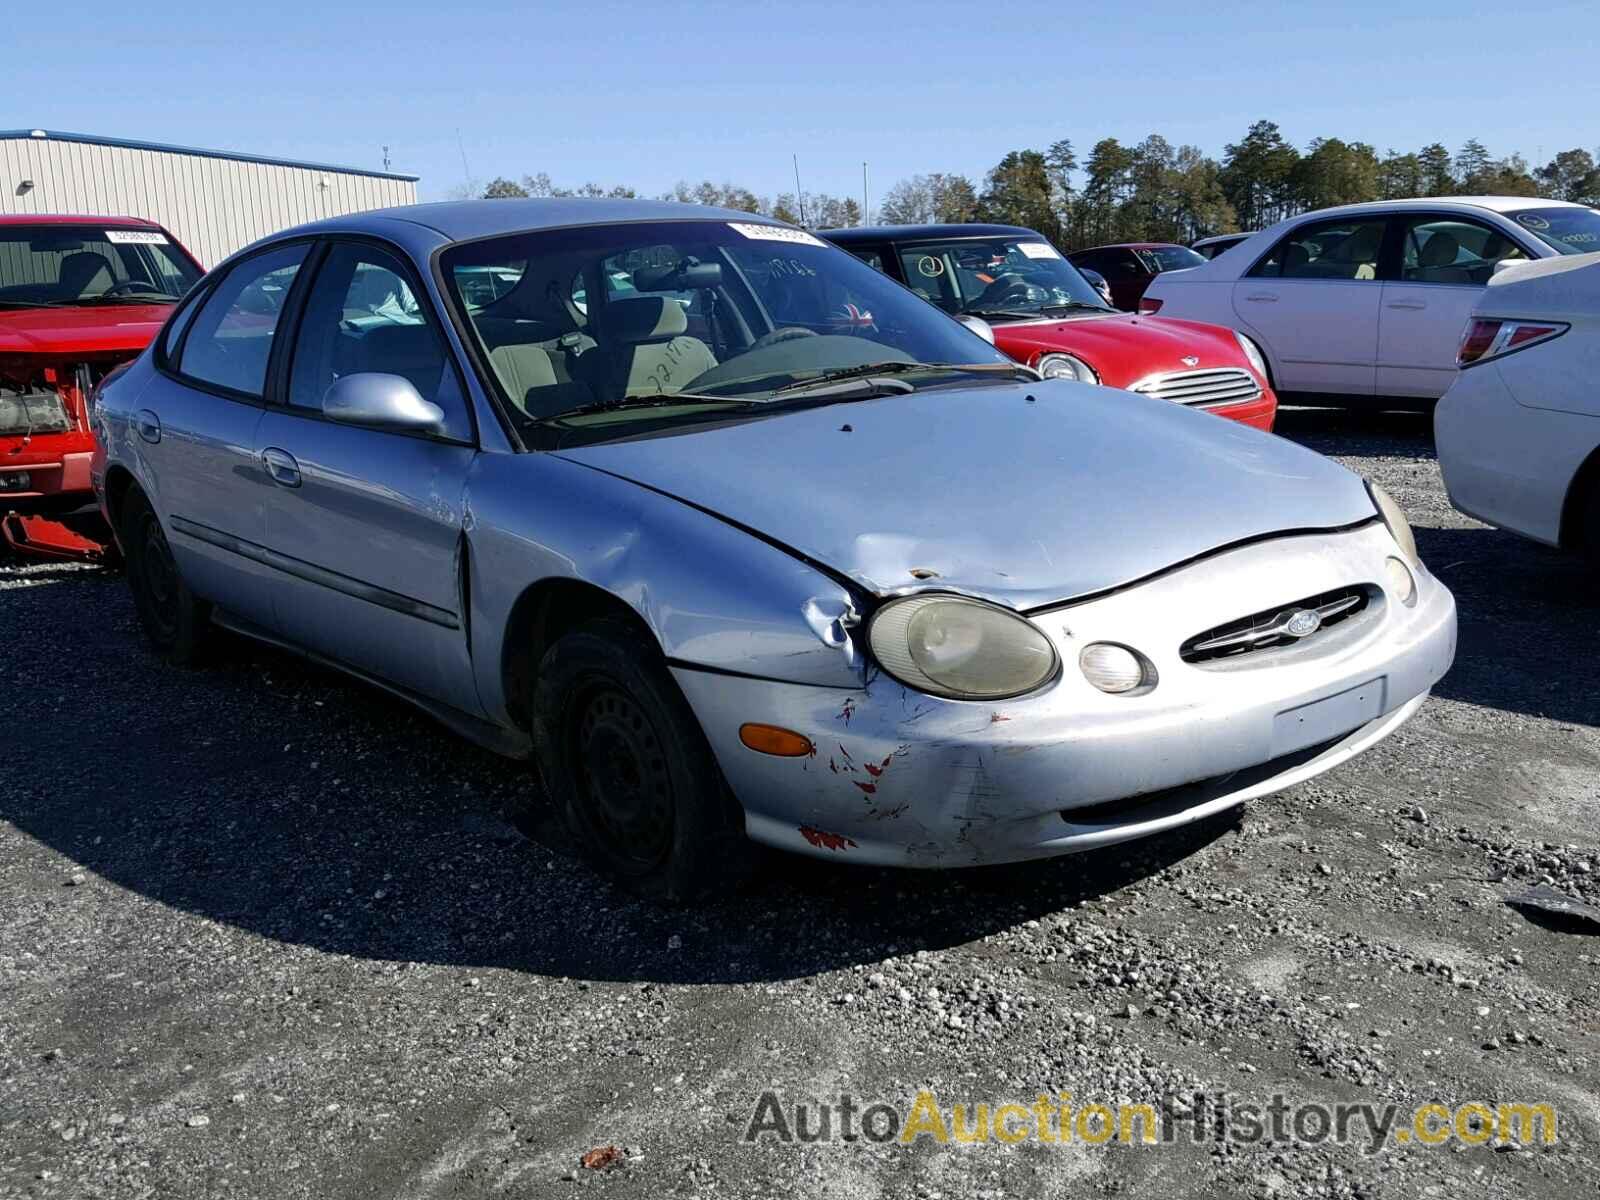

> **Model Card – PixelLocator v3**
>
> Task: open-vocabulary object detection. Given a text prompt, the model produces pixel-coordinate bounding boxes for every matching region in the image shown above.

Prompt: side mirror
[956,314,996,345]
[322,372,446,434]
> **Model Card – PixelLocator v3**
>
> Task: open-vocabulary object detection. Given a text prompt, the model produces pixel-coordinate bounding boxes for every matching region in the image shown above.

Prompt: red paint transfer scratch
[799,826,857,851]
[853,780,877,795]
[837,698,857,725]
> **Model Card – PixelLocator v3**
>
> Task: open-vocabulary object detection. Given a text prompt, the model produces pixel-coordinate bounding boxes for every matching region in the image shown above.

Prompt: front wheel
[120,488,210,664]
[531,619,753,902]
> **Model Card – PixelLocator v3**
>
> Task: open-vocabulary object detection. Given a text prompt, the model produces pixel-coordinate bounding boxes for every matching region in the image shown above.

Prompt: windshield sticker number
[1017,242,1060,260]
[105,230,169,245]
[729,223,826,248]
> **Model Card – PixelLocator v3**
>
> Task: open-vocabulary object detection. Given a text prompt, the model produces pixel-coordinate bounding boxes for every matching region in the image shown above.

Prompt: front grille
[1180,585,1371,664]
[1130,367,1260,408]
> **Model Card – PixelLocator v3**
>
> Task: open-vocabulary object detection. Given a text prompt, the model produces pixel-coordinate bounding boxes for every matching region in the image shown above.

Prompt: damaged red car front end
[0,216,202,560]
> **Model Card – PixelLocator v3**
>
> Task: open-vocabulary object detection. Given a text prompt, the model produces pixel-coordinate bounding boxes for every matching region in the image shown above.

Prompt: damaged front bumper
[672,522,1456,867]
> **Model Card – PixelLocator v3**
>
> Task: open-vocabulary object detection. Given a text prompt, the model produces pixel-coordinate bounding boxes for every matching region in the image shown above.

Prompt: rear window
[1507,207,1600,255]
[0,225,202,309]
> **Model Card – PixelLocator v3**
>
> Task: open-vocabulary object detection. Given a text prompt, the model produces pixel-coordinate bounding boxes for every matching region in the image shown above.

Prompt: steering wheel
[749,326,818,349]
[105,280,163,296]
[974,274,1047,308]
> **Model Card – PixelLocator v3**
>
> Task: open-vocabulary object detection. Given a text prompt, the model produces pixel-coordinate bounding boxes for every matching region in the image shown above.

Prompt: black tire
[531,618,753,902]
[120,488,210,664]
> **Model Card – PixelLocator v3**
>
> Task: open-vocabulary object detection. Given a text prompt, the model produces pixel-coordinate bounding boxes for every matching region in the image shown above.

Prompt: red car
[822,224,1276,430]
[1065,241,1207,311]
[1,215,203,559]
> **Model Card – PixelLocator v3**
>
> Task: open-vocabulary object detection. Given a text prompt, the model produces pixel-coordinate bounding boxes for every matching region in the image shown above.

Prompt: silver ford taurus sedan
[91,199,1456,899]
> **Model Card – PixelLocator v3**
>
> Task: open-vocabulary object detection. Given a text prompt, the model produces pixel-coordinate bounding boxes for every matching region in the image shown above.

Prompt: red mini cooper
[825,224,1275,431]
[1,215,203,559]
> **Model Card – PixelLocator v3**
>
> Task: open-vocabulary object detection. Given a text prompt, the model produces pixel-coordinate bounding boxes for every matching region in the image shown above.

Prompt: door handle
[261,447,302,488]
[135,409,161,444]
[1386,299,1427,310]
[1243,293,1278,302]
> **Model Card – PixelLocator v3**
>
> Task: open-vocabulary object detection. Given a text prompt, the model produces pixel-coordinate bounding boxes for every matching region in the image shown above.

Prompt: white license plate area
[1272,678,1386,756]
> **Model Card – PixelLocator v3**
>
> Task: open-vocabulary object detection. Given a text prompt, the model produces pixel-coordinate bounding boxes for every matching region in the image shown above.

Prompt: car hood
[0,303,173,357]
[993,313,1253,388]
[553,381,1376,610]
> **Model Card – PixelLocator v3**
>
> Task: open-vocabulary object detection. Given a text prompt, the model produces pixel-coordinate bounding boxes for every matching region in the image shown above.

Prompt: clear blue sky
[13,0,1599,206]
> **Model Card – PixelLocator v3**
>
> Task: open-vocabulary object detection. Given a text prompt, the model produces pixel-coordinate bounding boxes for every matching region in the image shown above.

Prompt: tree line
[474,120,1600,249]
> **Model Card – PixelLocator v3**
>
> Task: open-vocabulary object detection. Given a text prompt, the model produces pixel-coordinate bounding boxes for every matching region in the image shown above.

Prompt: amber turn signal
[739,723,815,757]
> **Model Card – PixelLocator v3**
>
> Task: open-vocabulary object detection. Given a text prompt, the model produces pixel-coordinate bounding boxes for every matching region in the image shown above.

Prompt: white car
[1435,250,1600,561]
[1141,198,1600,407]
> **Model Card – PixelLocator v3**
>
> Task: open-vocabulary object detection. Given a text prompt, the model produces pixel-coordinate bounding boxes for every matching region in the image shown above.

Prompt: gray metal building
[0,129,418,267]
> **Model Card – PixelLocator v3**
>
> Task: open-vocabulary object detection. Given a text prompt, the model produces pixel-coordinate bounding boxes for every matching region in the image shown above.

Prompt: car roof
[1069,242,1185,253]
[823,223,1043,242]
[1285,196,1590,221]
[0,213,162,227]
[275,198,786,245]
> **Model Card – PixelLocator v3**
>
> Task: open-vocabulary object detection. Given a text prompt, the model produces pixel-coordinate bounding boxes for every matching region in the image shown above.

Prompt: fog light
[1080,643,1153,694]
[1384,556,1417,607]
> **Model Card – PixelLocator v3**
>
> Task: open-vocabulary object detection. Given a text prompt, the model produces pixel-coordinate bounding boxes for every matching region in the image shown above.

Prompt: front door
[1376,214,1534,400]
[1231,215,1389,396]
[253,240,483,714]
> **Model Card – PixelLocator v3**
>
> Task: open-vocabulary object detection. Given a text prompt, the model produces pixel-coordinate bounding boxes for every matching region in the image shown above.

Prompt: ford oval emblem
[1181,355,1200,367]
[1285,608,1323,638]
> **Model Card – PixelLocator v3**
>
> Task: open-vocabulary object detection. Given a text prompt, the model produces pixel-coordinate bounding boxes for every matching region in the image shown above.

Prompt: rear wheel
[531,619,752,902]
[120,488,210,664]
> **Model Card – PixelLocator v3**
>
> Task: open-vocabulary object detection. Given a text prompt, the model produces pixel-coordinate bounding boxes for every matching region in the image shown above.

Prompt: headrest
[1419,231,1459,268]
[598,297,687,343]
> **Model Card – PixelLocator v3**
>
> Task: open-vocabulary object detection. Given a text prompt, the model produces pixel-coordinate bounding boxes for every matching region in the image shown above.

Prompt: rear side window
[175,244,309,398]
[1398,217,1528,285]
[1250,218,1387,281]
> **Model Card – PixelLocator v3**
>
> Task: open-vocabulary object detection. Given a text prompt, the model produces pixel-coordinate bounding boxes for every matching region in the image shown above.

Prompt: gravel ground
[3,408,1597,1199]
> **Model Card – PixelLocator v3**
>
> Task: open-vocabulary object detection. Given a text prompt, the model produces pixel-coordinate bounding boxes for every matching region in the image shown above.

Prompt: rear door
[1231,215,1389,396]
[1376,213,1535,399]
[252,239,482,713]
[144,241,312,629]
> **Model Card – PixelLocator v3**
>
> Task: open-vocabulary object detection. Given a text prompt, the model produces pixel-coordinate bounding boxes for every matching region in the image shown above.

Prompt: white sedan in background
[1435,250,1600,562]
[1141,198,1600,408]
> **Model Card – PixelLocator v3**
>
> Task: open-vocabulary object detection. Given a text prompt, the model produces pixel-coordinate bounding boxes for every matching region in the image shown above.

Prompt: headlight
[1232,330,1269,381]
[868,595,1059,700]
[1366,481,1419,568]
[1035,353,1099,384]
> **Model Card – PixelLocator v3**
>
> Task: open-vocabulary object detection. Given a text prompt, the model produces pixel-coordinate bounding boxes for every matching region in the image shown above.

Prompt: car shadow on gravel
[1272,405,1434,455]
[1416,524,1599,727]
[2,568,1239,987]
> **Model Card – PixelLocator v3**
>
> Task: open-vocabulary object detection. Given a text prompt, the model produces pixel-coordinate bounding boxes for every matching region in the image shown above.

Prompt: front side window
[0,224,203,309]
[1506,207,1600,255]
[288,243,469,439]
[894,237,1111,320]
[1249,218,1388,281]
[1136,245,1206,273]
[1399,217,1528,285]
[442,220,1012,446]
[175,244,309,399]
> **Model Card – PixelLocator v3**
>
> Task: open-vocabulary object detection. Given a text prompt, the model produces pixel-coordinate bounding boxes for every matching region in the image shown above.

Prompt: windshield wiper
[768,359,1038,400]
[539,392,759,421]
[0,298,71,309]
[1038,301,1114,315]
[963,308,1043,322]
[75,293,176,305]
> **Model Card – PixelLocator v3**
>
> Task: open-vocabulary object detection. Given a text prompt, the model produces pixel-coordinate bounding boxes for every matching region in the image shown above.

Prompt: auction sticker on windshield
[104,230,169,244]
[728,223,826,248]
[1018,242,1060,259]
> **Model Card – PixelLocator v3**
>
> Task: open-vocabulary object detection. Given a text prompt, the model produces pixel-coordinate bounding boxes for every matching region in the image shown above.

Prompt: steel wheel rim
[570,684,674,871]
[139,513,180,639]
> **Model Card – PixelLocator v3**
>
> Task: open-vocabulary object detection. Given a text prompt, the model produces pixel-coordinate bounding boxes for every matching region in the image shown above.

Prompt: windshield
[890,236,1111,321]
[441,219,1013,443]
[1507,207,1600,255]
[1136,245,1207,273]
[0,225,202,308]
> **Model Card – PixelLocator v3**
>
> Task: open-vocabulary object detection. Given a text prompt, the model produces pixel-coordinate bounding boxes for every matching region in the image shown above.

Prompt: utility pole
[862,161,869,226]
[382,145,391,173]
